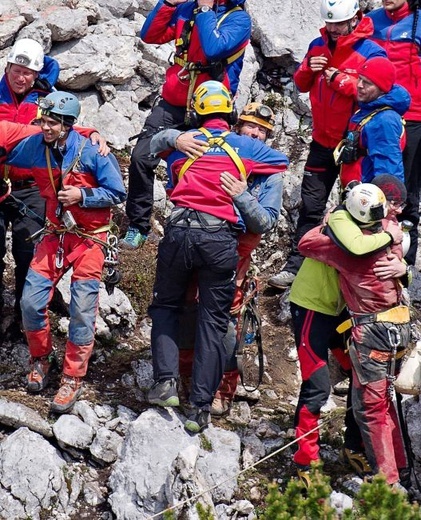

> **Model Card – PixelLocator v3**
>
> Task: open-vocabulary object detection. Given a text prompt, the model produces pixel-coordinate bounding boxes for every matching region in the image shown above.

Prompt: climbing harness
[171,6,246,123]
[45,140,122,291]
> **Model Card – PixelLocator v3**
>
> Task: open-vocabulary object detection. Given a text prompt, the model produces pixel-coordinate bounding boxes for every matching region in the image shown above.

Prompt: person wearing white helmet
[6,91,127,414]
[0,39,109,343]
[268,0,386,290]
[298,182,411,489]
[0,38,60,340]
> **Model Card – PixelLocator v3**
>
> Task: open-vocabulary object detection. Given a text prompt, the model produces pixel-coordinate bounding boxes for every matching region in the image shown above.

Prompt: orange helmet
[239,102,275,131]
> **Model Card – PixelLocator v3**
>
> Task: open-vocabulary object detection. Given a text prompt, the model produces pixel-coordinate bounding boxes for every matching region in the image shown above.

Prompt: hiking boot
[296,464,312,488]
[51,375,83,414]
[27,353,56,393]
[147,378,179,407]
[210,397,231,416]
[185,406,211,433]
[341,448,373,477]
[119,227,147,250]
[268,271,296,289]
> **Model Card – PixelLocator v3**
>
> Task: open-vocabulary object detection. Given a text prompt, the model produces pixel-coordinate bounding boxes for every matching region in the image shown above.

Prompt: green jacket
[289,208,393,316]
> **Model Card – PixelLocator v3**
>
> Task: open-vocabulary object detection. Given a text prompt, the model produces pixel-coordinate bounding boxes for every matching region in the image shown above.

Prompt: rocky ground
[0,227,380,519]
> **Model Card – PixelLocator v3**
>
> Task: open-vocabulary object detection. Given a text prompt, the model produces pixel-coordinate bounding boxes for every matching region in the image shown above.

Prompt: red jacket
[294,17,386,149]
[368,3,421,121]
[166,119,289,225]
[298,220,403,314]
[140,1,250,106]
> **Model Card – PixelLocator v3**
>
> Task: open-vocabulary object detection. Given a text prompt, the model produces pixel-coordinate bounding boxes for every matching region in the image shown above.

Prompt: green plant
[354,475,420,519]
[199,433,213,452]
[196,502,215,519]
[261,466,420,520]
[262,463,336,520]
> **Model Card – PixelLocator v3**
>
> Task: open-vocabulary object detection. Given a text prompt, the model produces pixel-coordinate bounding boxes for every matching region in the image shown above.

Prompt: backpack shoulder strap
[177,128,247,181]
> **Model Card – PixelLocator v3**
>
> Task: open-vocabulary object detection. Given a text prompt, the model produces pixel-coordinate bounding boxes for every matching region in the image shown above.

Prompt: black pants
[126,99,187,235]
[149,224,238,407]
[399,120,421,265]
[0,185,45,314]
[284,140,339,275]
[291,303,362,466]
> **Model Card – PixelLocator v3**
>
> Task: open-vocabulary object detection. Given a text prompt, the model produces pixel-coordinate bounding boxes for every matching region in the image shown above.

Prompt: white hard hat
[320,0,360,23]
[7,38,44,72]
[345,183,387,225]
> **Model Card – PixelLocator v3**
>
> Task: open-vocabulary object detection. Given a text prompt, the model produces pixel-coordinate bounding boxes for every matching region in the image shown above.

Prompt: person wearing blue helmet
[6,91,127,414]
[120,0,251,249]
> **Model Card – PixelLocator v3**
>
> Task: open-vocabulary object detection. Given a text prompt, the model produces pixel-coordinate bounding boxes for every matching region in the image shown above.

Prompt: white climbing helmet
[7,38,44,72]
[345,183,387,225]
[320,0,360,23]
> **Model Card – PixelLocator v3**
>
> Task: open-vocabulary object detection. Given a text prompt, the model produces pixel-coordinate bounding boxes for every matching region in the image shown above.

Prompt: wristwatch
[198,5,212,12]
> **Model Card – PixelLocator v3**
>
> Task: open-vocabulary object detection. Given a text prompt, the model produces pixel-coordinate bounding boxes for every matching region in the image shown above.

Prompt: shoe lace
[125,227,139,242]
[59,377,80,396]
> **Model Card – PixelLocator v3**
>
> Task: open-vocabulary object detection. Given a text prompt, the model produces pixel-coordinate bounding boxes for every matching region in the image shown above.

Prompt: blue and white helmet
[38,91,80,126]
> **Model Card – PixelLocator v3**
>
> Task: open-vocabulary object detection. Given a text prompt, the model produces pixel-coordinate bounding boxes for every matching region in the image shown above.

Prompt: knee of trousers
[21,269,53,330]
[68,279,100,345]
[299,376,331,414]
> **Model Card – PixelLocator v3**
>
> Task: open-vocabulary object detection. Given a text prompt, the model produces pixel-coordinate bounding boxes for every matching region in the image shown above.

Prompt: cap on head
[371,174,407,204]
[320,0,359,22]
[38,91,80,126]
[192,80,233,116]
[358,58,396,93]
[345,182,387,224]
[239,102,275,131]
[7,38,44,72]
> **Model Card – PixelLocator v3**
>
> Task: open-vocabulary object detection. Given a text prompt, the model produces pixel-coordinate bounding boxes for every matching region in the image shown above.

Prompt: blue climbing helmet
[38,91,80,126]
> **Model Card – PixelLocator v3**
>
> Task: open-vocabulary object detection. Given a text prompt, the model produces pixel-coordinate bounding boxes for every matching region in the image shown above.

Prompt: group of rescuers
[0,0,420,491]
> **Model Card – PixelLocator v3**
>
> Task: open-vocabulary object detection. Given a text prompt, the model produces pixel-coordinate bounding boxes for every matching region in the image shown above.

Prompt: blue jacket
[151,126,284,234]
[140,0,251,105]
[6,130,126,232]
[165,119,288,228]
[340,84,410,185]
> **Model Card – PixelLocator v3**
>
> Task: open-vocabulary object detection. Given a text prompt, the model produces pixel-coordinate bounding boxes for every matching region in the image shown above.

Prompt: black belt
[168,207,232,230]
[11,178,36,190]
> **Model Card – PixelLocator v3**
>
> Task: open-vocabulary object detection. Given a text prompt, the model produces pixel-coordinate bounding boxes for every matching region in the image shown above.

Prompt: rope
[146,407,347,519]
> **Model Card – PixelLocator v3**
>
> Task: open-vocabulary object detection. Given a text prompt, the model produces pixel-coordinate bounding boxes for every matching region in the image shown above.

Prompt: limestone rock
[0,398,53,438]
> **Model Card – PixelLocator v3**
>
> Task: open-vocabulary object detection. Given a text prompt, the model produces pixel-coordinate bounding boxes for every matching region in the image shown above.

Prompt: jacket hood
[358,84,411,116]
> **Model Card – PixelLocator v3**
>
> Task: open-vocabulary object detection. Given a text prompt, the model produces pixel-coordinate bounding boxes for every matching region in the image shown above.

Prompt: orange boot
[211,369,239,416]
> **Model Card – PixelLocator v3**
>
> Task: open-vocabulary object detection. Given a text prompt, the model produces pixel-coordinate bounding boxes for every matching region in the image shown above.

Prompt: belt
[11,178,36,190]
[168,207,232,231]
[336,305,410,334]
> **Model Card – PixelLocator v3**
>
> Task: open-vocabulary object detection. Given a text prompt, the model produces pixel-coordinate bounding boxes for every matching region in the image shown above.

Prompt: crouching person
[6,91,127,413]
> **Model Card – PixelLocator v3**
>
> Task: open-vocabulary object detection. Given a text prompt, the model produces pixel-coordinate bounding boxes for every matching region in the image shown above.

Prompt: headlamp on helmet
[7,38,44,72]
[37,91,81,126]
[239,102,275,131]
